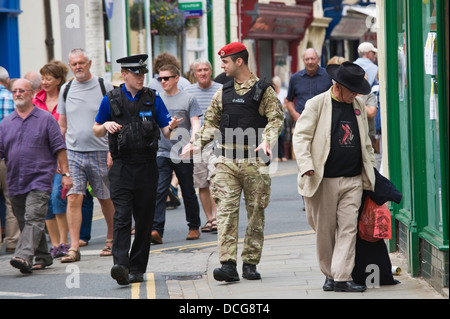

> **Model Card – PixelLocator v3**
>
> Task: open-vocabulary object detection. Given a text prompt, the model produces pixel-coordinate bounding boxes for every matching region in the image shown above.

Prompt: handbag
[359,196,392,242]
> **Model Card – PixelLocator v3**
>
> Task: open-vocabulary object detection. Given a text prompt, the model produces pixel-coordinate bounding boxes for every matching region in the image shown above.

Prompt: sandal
[201,220,213,232]
[61,248,80,263]
[211,218,217,232]
[100,239,113,257]
[10,257,32,274]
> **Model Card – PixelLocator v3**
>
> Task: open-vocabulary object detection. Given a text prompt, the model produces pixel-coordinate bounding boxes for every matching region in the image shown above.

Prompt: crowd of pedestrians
[1,41,392,292]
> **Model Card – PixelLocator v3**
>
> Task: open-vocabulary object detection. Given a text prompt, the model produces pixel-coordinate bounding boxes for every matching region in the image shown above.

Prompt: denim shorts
[45,173,67,220]
[67,150,110,199]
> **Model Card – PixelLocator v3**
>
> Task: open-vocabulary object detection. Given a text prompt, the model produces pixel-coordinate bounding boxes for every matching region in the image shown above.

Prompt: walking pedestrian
[0,66,20,254]
[184,42,284,282]
[0,79,73,273]
[151,63,202,244]
[33,61,71,258]
[286,48,332,122]
[184,58,223,233]
[354,42,378,87]
[57,48,115,262]
[292,61,376,292]
[93,54,181,285]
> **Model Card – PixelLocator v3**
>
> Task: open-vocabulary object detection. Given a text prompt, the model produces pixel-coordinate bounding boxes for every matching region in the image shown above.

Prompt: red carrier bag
[359,197,392,242]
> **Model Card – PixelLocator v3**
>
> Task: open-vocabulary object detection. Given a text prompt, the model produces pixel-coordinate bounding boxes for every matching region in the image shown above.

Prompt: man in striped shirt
[184,59,222,233]
[0,67,15,121]
[1,66,19,254]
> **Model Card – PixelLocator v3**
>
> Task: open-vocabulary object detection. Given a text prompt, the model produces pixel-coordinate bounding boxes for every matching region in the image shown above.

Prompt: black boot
[111,264,129,285]
[213,261,240,282]
[334,280,366,292]
[242,263,261,280]
[322,277,334,291]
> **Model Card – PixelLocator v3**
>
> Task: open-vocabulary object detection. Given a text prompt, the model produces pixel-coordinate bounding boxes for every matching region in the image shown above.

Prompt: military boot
[242,263,261,280]
[213,261,240,282]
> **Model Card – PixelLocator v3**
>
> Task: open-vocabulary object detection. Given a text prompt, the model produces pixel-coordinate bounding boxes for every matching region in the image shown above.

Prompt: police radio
[252,78,267,103]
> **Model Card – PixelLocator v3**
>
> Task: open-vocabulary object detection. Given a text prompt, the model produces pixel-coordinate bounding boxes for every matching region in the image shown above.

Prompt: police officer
[93,54,181,285]
[183,42,284,282]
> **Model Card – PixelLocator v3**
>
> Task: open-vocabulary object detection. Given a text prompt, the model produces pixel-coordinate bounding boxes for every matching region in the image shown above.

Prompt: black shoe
[323,277,335,291]
[129,272,144,283]
[111,264,129,285]
[334,280,366,292]
[242,263,261,280]
[213,261,240,282]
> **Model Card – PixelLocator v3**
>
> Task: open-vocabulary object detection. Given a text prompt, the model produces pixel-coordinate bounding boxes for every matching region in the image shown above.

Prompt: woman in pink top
[33,61,67,121]
[32,61,70,262]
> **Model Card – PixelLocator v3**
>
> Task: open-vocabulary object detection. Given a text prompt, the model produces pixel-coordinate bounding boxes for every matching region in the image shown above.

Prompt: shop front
[383,0,448,294]
[239,0,314,86]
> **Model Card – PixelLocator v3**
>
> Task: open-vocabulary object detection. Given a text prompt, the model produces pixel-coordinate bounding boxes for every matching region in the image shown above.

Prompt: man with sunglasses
[94,54,181,285]
[151,64,202,245]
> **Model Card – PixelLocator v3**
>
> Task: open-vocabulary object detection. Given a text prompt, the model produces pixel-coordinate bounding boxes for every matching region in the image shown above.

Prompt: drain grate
[164,274,203,281]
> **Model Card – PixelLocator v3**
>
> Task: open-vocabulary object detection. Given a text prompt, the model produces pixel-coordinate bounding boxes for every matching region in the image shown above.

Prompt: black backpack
[63,77,106,102]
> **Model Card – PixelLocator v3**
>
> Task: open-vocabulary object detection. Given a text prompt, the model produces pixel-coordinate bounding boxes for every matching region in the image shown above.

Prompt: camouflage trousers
[210,158,271,265]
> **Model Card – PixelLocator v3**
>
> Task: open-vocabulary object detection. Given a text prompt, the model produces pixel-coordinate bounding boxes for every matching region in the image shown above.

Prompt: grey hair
[69,48,90,61]
[192,58,212,71]
[303,48,320,59]
[0,66,10,83]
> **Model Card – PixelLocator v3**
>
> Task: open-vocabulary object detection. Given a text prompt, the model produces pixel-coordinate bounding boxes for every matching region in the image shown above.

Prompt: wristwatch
[62,173,71,177]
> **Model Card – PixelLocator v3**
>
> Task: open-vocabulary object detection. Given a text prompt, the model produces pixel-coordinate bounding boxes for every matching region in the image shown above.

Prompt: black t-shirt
[324,98,362,177]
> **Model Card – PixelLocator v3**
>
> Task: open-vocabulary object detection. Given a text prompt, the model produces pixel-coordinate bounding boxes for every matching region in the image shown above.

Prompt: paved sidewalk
[163,232,445,299]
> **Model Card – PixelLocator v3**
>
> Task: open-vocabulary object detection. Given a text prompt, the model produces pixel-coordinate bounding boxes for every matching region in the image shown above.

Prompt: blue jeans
[153,157,200,237]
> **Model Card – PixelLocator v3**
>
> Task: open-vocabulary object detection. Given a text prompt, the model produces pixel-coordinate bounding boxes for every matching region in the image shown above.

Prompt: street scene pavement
[0,161,446,308]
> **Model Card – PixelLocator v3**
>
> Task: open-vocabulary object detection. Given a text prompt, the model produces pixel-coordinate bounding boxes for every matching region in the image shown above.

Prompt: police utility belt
[107,86,160,161]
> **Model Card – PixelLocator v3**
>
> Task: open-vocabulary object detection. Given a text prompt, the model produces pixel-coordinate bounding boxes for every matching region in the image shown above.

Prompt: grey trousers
[304,175,363,282]
[10,190,52,266]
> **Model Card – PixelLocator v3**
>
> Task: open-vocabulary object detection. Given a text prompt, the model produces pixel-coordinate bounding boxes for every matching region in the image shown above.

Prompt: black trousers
[109,159,158,274]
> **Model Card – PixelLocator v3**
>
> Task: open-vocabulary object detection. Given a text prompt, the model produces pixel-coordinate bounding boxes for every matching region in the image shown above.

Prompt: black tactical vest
[219,80,270,158]
[107,85,160,162]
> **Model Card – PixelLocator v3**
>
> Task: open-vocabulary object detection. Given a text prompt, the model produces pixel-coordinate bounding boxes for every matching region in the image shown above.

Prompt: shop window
[421,0,443,234]
[396,0,412,215]
[150,0,204,77]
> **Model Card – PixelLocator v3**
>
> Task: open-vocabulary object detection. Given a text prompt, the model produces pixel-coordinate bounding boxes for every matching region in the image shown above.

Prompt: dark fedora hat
[326,61,371,95]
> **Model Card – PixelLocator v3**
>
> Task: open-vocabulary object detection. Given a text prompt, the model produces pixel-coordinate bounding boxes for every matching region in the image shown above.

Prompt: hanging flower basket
[150,0,185,35]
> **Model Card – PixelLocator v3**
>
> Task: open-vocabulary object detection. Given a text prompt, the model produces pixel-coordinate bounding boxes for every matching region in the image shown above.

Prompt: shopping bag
[359,197,392,242]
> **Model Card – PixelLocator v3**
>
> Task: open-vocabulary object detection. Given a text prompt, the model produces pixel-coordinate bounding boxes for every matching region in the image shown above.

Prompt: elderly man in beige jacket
[293,62,376,293]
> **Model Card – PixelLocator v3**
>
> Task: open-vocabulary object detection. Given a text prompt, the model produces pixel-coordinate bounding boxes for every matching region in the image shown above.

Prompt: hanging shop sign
[179,0,203,19]
[240,1,314,40]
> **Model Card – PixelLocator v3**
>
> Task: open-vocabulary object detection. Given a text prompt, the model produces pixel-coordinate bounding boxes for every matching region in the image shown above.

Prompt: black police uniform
[108,55,160,284]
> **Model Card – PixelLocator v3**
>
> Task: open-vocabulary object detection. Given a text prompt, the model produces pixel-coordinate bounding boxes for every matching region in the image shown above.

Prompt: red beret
[218,42,247,58]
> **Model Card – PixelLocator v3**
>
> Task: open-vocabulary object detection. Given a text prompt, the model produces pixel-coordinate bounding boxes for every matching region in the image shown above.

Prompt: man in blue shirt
[286,48,333,122]
[93,54,181,285]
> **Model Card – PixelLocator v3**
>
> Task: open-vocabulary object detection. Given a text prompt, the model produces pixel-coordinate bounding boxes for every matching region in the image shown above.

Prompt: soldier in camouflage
[184,42,283,282]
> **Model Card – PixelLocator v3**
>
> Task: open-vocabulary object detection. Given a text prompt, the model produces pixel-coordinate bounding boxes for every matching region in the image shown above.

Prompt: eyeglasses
[157,75,177,82]
[11,89,33,95]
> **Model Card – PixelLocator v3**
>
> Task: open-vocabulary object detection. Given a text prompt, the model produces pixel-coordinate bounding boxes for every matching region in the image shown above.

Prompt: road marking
[146,273,156,299]
[131,273,156,299]
[150,230,315,254]
[0,291,45,298]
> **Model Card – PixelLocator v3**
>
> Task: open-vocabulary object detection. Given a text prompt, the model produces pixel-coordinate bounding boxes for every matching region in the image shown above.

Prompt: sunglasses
[157,75,177,82]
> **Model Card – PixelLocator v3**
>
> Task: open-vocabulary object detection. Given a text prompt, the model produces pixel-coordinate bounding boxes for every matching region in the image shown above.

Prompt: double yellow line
[131,273,156,299]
